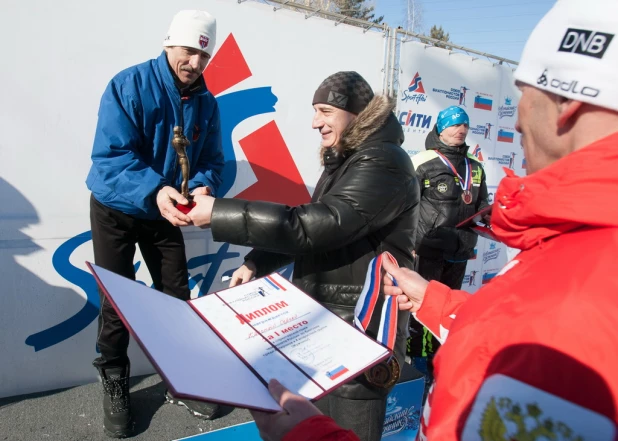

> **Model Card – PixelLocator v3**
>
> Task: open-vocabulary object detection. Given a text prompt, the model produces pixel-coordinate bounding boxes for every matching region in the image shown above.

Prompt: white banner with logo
[398,41,521,292]
[0,0,387,398]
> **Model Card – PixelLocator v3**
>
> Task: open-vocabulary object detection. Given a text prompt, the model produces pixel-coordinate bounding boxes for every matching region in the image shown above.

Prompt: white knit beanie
[163,10,217,57]
[514,0,617,112]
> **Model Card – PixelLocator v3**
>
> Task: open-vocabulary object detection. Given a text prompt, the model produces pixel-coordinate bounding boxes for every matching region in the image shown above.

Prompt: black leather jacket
[412,125,489,260]
[210,96,420,399]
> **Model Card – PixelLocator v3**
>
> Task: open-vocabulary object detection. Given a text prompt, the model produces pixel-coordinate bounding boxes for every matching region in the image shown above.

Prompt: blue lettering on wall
[25,232,99,352]
[187,243,240,296]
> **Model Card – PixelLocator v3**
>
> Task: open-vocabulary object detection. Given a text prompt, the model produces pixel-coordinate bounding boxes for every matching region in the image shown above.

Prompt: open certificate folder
[87,263,391,412]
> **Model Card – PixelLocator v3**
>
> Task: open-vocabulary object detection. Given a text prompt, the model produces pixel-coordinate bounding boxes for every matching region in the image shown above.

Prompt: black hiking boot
[99,365,134,438]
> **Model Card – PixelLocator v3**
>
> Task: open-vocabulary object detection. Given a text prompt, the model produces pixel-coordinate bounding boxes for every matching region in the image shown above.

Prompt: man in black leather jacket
[189,71,420,441]
[408,105,488,383]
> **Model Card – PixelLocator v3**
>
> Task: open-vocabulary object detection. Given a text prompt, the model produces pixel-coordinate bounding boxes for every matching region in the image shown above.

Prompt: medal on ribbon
[435,151,473,205]
[354,253,401,389]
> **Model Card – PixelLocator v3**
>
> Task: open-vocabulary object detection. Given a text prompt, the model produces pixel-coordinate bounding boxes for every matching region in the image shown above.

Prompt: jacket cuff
[151,181,170,205]
[416,280,452,337]
[189,179,216,197]
[244,249,262,273]
[282,415,357,441]
[211,198,249,244]
[188,185,211,196]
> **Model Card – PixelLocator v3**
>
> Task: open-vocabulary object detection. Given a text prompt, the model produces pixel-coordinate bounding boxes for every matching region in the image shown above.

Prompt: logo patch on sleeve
[462,374,616,441]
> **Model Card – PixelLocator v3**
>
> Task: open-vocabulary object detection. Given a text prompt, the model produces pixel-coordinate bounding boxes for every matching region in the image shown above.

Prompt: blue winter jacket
[86,51,224,219]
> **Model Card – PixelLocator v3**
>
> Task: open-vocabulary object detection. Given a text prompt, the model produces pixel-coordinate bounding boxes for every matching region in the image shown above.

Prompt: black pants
[314,394,387,441]
[417,256,467,290]
[408,257,467,381]
[90,195,190,370]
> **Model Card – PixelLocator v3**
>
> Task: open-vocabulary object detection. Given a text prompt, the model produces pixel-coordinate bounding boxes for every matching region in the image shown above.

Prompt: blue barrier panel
[176,421,260,441]
[382,376,424,440]
[177,373,424,441]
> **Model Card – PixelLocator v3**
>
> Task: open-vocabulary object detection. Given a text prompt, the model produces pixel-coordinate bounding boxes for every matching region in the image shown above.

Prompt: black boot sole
[103,419,135,439]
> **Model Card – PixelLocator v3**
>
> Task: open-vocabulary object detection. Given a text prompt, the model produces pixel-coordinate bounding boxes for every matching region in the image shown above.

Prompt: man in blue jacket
[86,10,224,438]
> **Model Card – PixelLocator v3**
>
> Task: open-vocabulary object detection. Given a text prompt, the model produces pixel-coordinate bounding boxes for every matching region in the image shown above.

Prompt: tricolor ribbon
[354,252,399,351]
[435,151,472,192]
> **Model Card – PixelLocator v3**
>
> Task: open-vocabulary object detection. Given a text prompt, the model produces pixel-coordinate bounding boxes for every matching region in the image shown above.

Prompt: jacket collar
[492,131,618,250]
[156,51,208,100]
[424,124,469,157]
[320,95,402,166]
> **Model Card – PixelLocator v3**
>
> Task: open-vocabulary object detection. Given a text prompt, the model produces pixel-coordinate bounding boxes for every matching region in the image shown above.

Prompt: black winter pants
[90,195,190,370]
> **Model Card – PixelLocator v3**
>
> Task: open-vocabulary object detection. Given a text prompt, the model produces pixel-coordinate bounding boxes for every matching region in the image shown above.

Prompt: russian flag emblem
[474,96,493,111]
[497,129,514,143]
[326,365,349,380]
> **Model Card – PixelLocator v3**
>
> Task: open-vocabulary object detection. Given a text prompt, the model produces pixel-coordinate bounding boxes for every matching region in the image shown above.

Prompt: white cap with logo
[514,0,617,112]
[163,10,217,57]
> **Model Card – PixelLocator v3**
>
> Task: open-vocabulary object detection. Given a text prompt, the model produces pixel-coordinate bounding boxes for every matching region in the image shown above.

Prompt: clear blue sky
[373,0,556,62]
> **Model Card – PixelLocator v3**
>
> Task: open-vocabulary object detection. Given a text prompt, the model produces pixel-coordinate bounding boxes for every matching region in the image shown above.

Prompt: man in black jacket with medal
[408,105,488,382]
[188,71,420,441]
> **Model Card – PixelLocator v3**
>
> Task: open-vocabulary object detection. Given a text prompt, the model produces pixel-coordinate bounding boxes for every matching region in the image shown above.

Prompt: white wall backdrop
[397,40,522,292]
[0,0,522,399]
[0,0,387,398]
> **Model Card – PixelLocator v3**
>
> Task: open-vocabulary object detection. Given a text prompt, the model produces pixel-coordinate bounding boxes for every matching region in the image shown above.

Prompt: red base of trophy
[176,201,196,215]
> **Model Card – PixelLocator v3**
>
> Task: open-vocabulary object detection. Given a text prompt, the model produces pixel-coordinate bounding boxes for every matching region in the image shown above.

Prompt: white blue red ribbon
[435,151,472,192]
[354,252,399,351]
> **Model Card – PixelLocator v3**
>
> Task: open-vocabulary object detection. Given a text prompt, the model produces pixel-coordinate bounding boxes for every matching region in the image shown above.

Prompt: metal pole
[259,0,519,65]
[382,26,391,95]
[260,0,386,33]
[396,28,519,66]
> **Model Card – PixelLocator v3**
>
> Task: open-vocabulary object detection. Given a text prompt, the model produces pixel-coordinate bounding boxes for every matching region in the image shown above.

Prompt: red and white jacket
[284,132,618,441]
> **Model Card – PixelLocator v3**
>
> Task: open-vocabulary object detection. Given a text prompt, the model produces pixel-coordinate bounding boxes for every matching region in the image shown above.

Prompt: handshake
[155,185,216,228]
